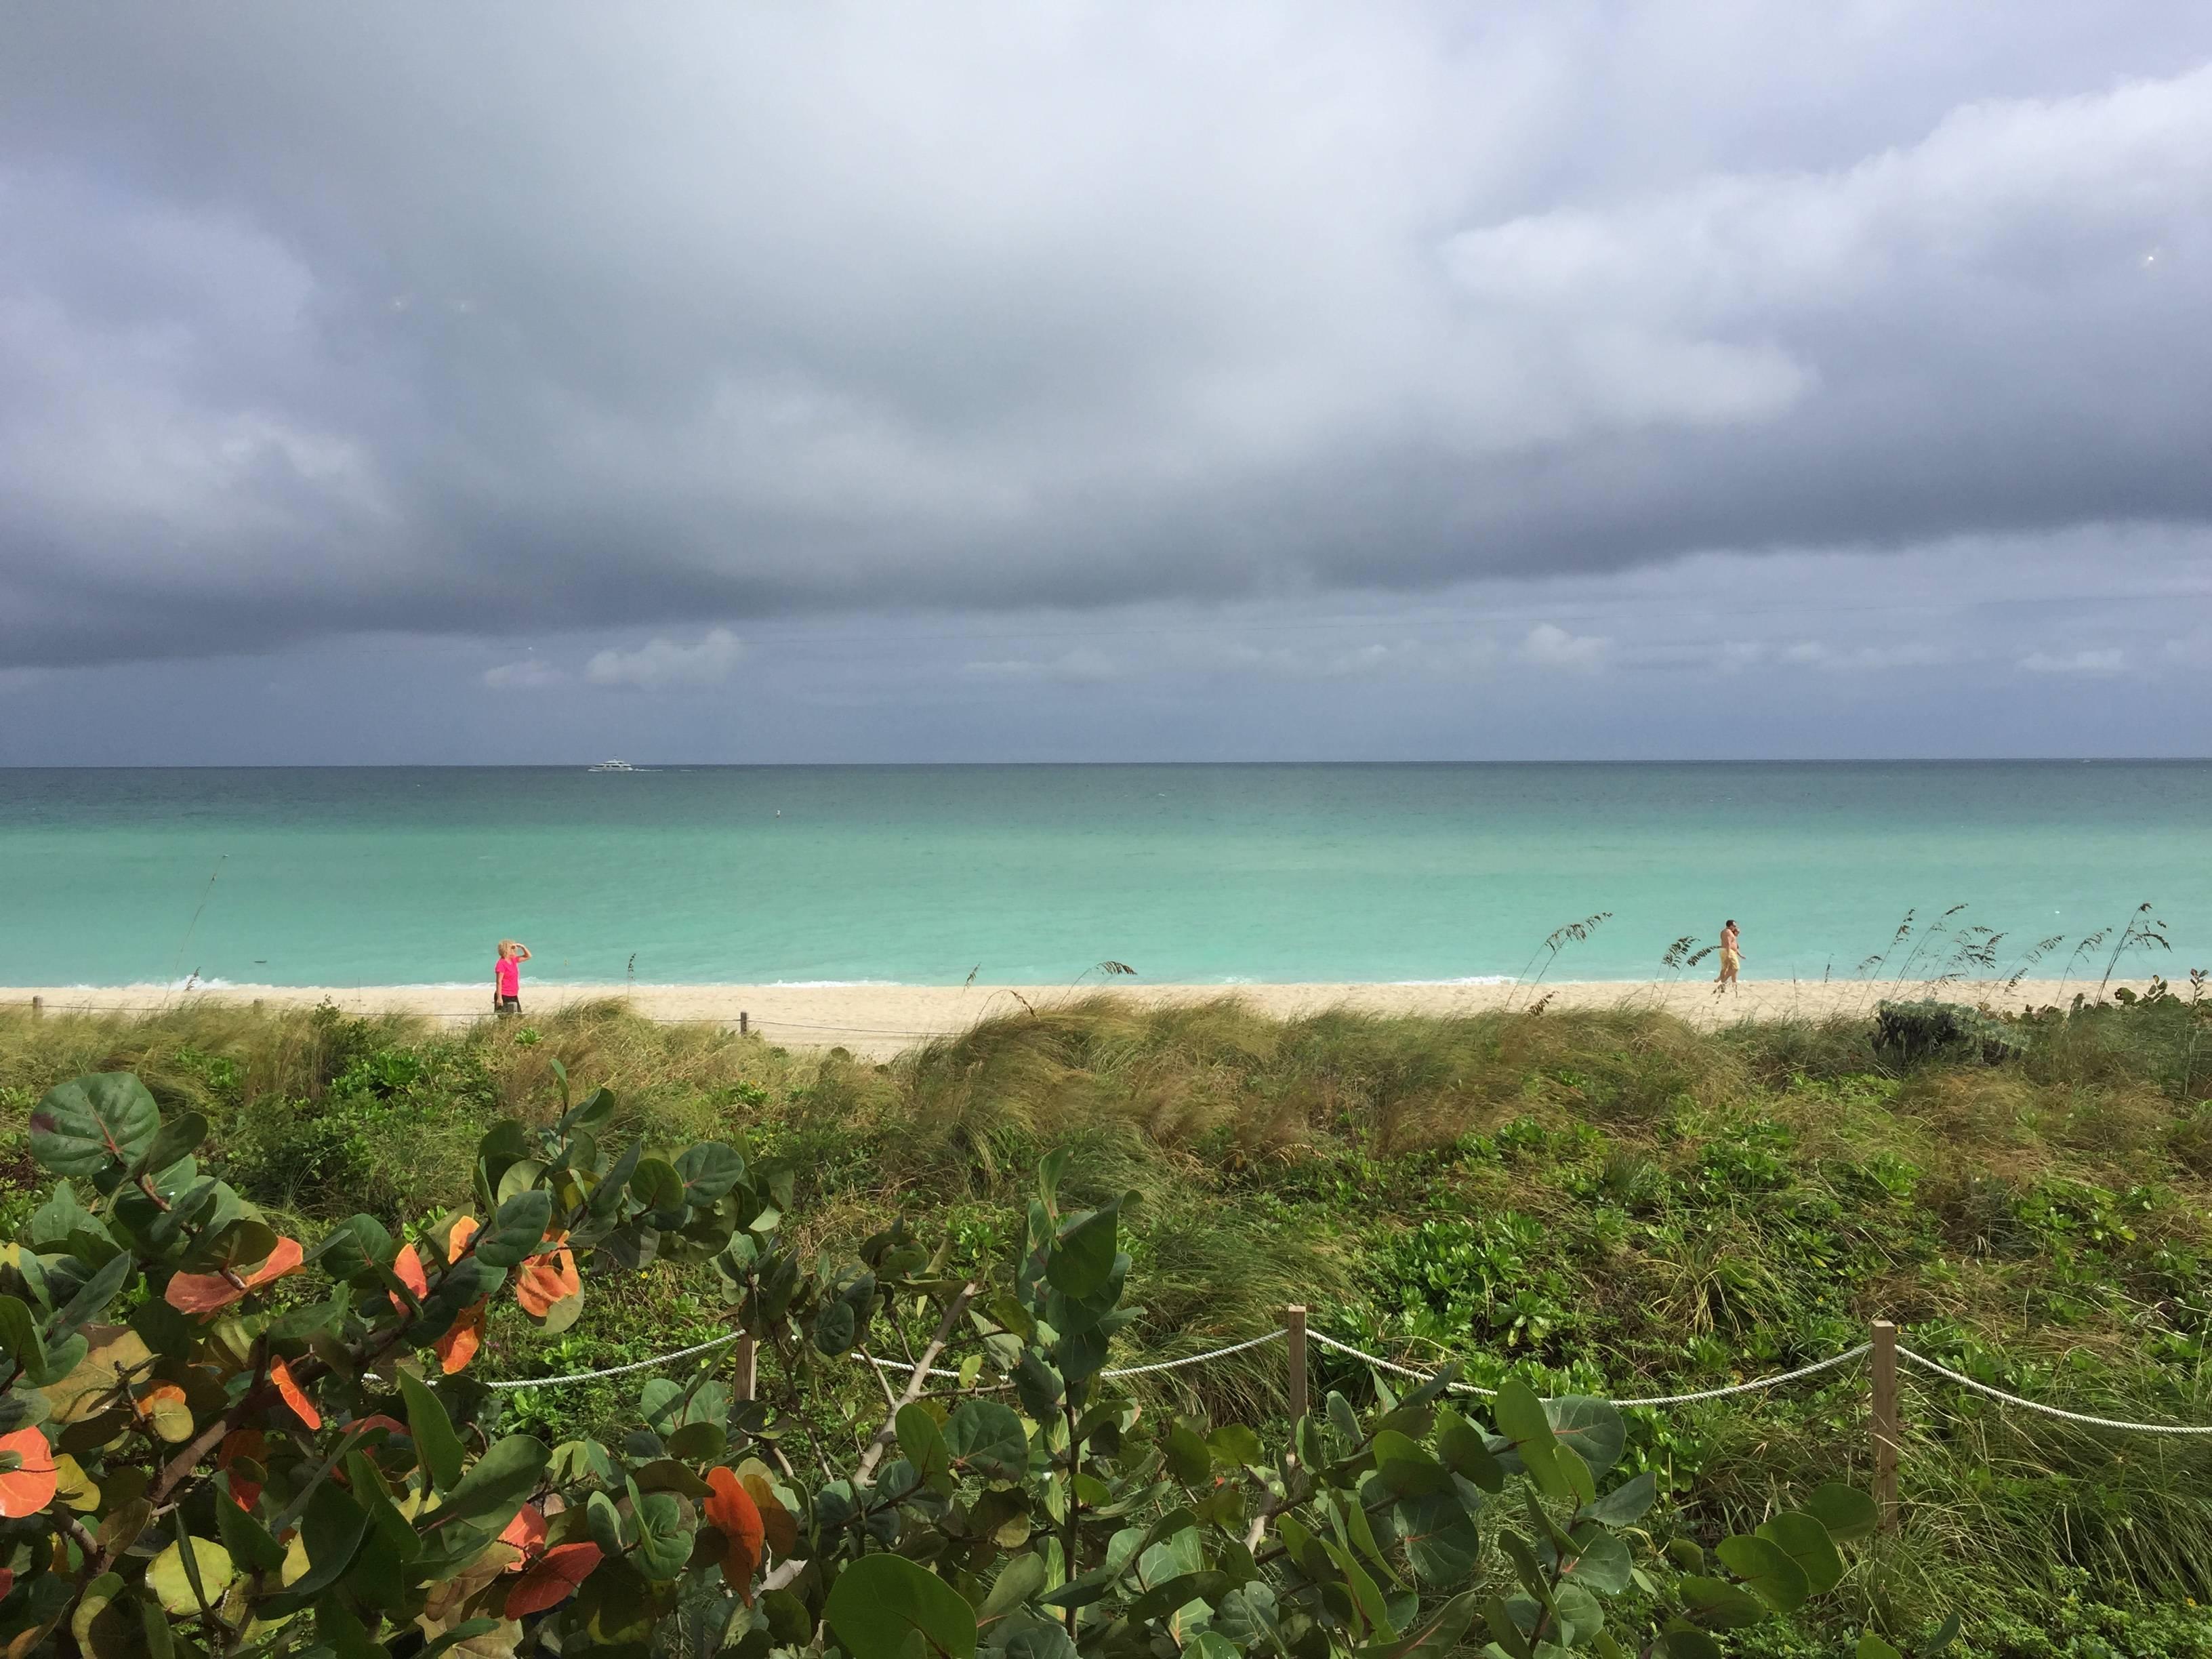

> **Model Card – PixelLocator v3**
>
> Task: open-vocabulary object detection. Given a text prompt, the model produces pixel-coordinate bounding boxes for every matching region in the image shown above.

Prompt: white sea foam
[1387,976,1513,985]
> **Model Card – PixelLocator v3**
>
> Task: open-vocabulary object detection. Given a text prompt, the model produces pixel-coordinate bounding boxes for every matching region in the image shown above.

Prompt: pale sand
[1,979,2158,1061]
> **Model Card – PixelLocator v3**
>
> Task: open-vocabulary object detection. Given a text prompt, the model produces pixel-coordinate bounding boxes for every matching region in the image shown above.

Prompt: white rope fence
[483,1331,747,1391]
[1305,1331,1873,1408]
[1895,1346,2212,1437]
[477,1321,2212,1441]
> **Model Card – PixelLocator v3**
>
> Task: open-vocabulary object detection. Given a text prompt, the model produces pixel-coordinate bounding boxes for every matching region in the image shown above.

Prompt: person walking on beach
[1716,920,1742,989]
[495,939,531,1015]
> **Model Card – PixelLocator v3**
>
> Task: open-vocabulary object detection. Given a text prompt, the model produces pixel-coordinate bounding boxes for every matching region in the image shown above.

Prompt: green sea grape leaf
[631,1490,693,1579]
[136,1112,207,1180]
[436,1435,549,1528]
[0,1295,49,1377]
[29,1073,161,1178]
[942,1406,1026,1477]
[675,1143,746,1208]
[311,1215,395,1284]
[979,1553,1050,1622]
[1046,1202,1120,1300]
[558,1086,618,1134]
[1676,1575,1771,1629]
[472,1189,554,1268]
[825,1552,979,1659]
[1578,1471,1656,1528]
[1805,1483,1879,1544]
[897,1403,952,1491]
[1559,1525,1633,1595]
[146,1537,234,1617]
[1437,1405,1504,1492]
[1394,1492,1481,1585]
[1755,1511,1844,1597]
[1545,1397,1624,1477]
[1492,1382,1576,1502]
[1166,1420,1212,1486]
[1661,1620,1726,1659]
[215,1482,286,1574]
[1715,1534,1809,1614]
[398,1369,465,1494]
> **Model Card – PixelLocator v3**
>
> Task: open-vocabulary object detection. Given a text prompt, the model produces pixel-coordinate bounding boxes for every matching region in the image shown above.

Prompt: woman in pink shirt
[494,939,531,1015]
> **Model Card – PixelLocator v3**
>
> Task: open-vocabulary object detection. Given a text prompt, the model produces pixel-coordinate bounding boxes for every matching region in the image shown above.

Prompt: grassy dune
[7,991,2212,1652]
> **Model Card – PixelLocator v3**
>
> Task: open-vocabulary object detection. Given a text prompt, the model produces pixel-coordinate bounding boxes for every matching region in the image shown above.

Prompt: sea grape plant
[0,1069,1944,1658]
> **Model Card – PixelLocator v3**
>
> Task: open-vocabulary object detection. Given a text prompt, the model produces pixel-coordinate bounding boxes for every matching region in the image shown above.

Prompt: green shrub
[0,1067,1942,1658]
[1873,1002,2028,1068]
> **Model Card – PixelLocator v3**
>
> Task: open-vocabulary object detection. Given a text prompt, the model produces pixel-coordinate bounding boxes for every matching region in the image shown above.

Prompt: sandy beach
[0,978,2163,1061]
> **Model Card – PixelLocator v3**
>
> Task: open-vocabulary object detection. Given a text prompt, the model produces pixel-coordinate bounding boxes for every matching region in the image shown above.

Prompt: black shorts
[496,995,520,1015]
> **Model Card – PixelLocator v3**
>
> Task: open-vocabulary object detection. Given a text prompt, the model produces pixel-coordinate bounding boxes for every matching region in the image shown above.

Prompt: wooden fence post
[1285,1305,1309,1426]
[29,996,41,1021]
[1871,1319,1899,1534]
[733,1334,757,1404]
[739,1011,749,1037]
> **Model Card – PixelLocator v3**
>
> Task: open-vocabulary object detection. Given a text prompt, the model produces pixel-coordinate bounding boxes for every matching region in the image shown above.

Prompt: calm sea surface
[1,764,2207,987]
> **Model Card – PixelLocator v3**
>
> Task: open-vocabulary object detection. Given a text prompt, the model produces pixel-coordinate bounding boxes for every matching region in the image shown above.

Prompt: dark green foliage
[0,1065,1917,1659]
[1873,1000,2028,1067]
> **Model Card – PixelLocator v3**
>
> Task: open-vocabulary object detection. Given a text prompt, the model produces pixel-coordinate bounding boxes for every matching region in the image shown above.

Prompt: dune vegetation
[5,985,2212,1654]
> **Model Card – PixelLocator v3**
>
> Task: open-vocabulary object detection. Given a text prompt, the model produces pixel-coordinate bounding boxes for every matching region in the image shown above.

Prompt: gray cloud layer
[2,2,2209,696]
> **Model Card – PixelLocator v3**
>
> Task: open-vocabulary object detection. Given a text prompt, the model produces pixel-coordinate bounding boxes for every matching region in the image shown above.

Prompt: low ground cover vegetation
[2,985,2209,1654]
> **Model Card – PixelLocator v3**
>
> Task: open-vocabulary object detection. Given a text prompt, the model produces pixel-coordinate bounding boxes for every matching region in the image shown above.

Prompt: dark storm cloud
[2,2,2210,670]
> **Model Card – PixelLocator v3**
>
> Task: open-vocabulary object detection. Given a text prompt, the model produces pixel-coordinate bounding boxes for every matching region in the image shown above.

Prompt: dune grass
[6,989,2212,1652]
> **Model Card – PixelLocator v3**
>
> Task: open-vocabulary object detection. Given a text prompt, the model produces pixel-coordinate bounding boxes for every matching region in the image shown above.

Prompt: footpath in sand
[0,979,2156,1062]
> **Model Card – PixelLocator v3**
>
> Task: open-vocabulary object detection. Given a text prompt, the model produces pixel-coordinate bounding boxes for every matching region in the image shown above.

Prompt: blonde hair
[498,939,519,956]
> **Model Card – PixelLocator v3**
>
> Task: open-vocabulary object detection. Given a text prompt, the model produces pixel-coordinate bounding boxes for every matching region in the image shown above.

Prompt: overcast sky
[3,2,2208,763]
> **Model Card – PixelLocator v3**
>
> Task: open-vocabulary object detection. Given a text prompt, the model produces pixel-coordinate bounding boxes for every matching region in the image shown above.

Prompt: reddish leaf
[241,1236,304,1291]
[0,1429,57,1518]
[436,1298,487,1375]
[499,1504,548,1565]
[504,1542,602,1616]
[270,1356,322,1430]
[0,1568,12,1599]
[218,1429,264,1511]
[165,1236,303,1317]
[705,1466,765,1603]
[514,1239,581,1318]
[445,1216,480,1261]
[391,1244,429,1312]
[163,1271,245,1317]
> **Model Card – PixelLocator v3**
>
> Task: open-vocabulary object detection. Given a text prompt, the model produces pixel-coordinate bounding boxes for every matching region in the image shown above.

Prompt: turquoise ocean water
[1,764,2207,988]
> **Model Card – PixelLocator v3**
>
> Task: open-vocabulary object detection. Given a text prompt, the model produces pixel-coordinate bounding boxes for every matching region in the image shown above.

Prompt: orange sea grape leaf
[392,1244,430,1311]
[0,1428,58,1518]
[499,1504,548,1565]
[704,1465,766,1603]
[437,1299,487,1374]
[166,1236,303,1317]
[505,1542,602,1618]
[165,1273,245,1317]
[514,1237,581,1318]
[270,1356,321,1430]
[446,1216,480,1261]
[244,1237,305,1290]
